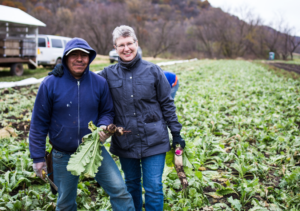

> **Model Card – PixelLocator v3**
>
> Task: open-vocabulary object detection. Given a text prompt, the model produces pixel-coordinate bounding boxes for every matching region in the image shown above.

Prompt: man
[50,26,186,211]
[164,71,179,99]
[29,37,134,211]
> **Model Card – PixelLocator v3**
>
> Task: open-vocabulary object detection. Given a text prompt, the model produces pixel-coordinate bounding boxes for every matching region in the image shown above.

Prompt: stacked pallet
[20,39,36,57]
[0,38,36,57]
[0,39,20,57]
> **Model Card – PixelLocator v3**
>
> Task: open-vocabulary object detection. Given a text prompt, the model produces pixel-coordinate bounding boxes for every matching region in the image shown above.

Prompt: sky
[208,0,300,36]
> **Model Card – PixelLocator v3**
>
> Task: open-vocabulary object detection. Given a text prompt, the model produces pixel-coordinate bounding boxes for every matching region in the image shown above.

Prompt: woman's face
[115,36,138,62]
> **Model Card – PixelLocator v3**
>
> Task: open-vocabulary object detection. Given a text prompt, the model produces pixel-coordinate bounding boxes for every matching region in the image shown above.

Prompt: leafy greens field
[0,60,300,210]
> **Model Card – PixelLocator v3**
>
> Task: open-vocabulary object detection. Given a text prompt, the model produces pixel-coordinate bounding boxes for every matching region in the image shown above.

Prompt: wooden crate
[20,39,36,49]
[0,48,20,57]
[0,39,20,48]
[20,48,36,56]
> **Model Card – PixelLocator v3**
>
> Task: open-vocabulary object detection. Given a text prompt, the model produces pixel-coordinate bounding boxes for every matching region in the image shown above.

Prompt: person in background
[164,71,179,99]
[49,26,186,211]
[30,37,134,211]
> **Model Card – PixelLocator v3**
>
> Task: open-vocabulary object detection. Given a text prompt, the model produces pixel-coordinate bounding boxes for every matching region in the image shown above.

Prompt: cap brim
[66,48,90,56]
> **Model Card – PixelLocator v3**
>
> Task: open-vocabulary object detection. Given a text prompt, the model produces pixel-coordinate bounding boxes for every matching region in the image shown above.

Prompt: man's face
[66,50,89,79]
[115,36,138,62]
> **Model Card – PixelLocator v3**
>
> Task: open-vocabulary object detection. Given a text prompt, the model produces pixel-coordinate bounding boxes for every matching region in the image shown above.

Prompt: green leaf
[67,124,104,177]
[67,139,96,176]
[189,188,197,197]
[83,140,103,177]
[182,152,193,168]
[163,203,172,211]
[13,201,22,209]
[165,149,175,167]
[12,177,31,190]
[173,179,181,189]
[195,171,202,180]
[166,188,176,200]
[88,121,97,132]
[216,187,237,196]
[167,170,178,180]
[228,196,242,211]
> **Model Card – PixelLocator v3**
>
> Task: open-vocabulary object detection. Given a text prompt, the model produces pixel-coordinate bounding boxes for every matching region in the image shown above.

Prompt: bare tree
[191,9,217,58]
[146,19,181,58]
[73,3,129,54]
[125,0,152,47]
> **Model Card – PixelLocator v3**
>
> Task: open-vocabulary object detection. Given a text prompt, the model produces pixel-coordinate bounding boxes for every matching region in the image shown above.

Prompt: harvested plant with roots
[67,121,129,177]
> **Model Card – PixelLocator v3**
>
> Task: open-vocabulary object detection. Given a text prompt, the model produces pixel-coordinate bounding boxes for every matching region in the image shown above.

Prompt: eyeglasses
[115,41,136,50]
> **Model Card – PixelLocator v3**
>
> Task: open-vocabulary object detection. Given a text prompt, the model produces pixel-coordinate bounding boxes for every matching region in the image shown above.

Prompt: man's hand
[48,64,64,77]
[171,131,186,149]
[33,162,47,180]
[98,125,112,143]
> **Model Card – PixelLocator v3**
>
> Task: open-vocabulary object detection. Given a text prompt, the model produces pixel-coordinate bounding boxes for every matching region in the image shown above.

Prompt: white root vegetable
[174,146,189,189]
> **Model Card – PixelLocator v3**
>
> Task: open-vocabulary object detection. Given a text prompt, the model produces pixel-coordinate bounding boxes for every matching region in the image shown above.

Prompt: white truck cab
[37,35,71,67]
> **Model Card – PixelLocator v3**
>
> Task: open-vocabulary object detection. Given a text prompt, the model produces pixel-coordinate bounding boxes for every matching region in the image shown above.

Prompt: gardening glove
[48,64,64,77]
[171,131,186,149]
[33,162,47,180]
[98,125,112,143]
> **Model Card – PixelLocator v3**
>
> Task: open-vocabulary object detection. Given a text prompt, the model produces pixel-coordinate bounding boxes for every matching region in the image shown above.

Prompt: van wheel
[28,63,36,69]
[10,63,24,76]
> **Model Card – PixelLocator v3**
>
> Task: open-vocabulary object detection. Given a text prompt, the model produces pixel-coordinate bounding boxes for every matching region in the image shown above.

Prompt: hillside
[0,0,299,60]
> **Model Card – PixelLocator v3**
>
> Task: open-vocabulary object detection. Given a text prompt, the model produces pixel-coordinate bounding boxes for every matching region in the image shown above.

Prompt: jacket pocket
[136,80,155,99]
[112,134,133,150]
[108,80,123,101]
[144,120,168,147]
[49,123,64,139]
[50,125,78,152]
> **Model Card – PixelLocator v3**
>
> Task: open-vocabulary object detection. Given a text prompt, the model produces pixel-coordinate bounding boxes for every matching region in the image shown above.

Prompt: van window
[38,38,46,47]
[51,39,63,48]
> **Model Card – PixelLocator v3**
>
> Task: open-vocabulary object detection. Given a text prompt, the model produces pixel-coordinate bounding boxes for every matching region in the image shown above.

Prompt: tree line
[1,0,300,59]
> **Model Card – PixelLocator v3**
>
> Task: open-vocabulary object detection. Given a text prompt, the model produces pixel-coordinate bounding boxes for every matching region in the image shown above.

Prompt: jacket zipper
[77,80,80,146]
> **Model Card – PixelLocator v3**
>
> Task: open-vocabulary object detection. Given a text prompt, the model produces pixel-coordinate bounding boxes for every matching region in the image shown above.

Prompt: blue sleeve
[157,68,182,132]
[29,82,53,163]
[163,71,175,87]
[96,80,115,127]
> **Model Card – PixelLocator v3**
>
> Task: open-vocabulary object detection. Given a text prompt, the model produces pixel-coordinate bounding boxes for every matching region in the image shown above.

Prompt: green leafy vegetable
[67,121,104,177]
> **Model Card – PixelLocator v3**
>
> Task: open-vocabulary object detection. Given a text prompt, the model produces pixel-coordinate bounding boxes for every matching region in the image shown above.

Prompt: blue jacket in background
[29,38,115,163]
[164,71,178,87]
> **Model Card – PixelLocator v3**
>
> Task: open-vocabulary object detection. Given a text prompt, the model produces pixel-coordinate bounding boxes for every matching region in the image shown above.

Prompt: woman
[99,25,186,211]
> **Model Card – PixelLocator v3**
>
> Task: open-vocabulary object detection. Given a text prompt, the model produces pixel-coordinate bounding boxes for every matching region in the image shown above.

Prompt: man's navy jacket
[29,38,114,163]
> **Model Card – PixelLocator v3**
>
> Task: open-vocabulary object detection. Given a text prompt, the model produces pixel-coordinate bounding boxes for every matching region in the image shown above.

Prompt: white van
[37,35,71,67]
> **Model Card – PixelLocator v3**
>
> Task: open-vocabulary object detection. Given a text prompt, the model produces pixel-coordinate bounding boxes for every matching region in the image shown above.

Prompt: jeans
[170,80,179,99]
[119,153,166,211]
[52,146,135,211]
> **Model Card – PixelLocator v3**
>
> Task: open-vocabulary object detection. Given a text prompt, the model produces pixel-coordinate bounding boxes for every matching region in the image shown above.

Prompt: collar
[118,53,141,70]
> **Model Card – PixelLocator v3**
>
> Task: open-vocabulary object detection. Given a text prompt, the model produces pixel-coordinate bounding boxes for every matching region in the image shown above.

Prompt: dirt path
[268,62,300,74]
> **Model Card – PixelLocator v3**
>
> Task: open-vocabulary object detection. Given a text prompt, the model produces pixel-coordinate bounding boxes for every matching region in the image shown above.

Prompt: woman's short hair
[112,25,137,45]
